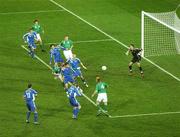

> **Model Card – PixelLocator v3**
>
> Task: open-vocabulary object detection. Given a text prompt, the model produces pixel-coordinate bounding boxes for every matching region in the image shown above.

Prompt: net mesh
[143,11,180,57]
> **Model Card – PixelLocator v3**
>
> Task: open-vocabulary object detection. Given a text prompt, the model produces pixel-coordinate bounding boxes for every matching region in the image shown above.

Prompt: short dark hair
[34,19,38,23]
[96,76,101,82]
[50,44,55,48]
[64,62,69,66]
[28,83,32,88]
[130,44,135,47]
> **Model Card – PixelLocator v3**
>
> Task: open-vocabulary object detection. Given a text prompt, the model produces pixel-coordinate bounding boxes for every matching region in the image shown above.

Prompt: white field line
[110,111,180,118]
[21,45,110,117]
[49,0,180,82]
[42,38,113,45]
[0,9,64,15]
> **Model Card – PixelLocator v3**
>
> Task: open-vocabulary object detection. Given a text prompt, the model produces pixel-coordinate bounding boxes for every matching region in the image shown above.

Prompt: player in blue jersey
[49,44,64,66]
[23,83,39,124]
[68,54,88,87]
[61,62,75,91]
[67,84,82,119]
[23,28,37,58]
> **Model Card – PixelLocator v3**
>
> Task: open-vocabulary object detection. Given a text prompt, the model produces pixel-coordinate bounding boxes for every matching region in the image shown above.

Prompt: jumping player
[49,44,64,66]
[32,19,45,52]
[126,44,144,77]
[68,54,88,87]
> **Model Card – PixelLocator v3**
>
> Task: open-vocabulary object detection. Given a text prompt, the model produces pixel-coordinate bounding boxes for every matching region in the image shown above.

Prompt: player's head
[64,62,69,67]
[64,36,69,41]
[50,44,55,49]
[129,44,135,50]
[96,76,101,83]
[29,28,33,33]
[34,19,39,24]
[28,83,32,88]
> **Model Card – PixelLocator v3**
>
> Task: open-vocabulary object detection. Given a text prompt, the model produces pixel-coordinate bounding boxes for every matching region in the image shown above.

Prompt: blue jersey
[23,32,37,46]
[61,67,75,84]
[24,88,37,103]
[68,58,81,70]
[50,47,63,63]
[67,86,82,99]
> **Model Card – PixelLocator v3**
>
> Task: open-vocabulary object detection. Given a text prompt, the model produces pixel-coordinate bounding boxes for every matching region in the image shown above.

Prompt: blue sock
[73,108,76,116]
[34,112,38,122]
[74,108,79,117]
[26,111,31,121]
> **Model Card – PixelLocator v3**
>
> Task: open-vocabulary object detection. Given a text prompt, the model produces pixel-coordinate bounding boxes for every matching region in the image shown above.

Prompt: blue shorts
[64,76,75,84]
[54,57,64,63]
[69,98,80,107]
[26,101,36,112]
[28,43,36,49]
[73,70,82,77]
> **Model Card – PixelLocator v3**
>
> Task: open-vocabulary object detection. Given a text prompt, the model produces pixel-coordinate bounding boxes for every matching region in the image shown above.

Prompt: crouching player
[125,44,144,77]
[92,76,108,116]
[23,83,39,124]
[49,44,64,66]
[68,54,88,87]
[23,28,37,58]
[61,62,75,92]
[67,84,83,119]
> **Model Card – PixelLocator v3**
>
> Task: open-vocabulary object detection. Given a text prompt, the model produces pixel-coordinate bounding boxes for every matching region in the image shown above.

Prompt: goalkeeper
[126,44,144,77]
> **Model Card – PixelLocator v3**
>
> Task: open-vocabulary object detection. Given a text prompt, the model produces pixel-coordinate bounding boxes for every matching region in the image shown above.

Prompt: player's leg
[136,62,144,76]
[77,70,88,87]
[67,50,73,59]
[63,50,70,60]
[72,104,81,119]
[128,61,134,75]
[96,94,102,116]
[36,33,45,52]
[26,103,31,123]
[102,93,108,113]
[31,102,39,124]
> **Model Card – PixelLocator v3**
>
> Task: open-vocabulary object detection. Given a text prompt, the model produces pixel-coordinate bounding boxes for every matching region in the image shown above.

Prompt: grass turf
[0,0,180,137]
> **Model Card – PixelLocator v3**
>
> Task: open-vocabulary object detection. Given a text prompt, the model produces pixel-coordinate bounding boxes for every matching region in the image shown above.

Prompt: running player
[67,84,83,119]
[49,44,64,66]
[32,19,45,52]
[60,36,73,60]
[91,76,108,116]
[126,44,144,77]
[23,28,37,58]
[23,83,39,124]
[68,54,88,87]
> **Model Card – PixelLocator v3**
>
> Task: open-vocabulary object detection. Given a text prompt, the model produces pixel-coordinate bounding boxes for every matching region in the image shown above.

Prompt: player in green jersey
[60,36,73,60]
[92,76,108,116]
[32,20,45,52]
[52,64,64,87]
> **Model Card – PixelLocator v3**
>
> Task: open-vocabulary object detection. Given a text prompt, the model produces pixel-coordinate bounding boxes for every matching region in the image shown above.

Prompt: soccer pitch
[0,0,180,137]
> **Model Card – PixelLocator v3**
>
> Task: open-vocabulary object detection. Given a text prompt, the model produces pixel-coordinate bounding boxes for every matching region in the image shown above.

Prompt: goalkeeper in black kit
[126,44,144,77]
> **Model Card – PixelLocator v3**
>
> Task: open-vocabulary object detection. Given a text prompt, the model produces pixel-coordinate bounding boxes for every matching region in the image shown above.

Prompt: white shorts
[97,93,107,103]
[63,50,73,60]
[36,33,42,41]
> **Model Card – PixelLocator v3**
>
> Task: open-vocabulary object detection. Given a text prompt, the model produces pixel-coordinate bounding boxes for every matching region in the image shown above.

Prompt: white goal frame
[141,11,180,57]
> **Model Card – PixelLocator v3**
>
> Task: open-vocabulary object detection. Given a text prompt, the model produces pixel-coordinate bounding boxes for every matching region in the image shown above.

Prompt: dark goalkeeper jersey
[131,49,142,59]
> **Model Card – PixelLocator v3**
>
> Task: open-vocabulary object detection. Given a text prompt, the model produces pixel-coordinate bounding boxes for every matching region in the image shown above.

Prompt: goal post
[141,10,180,57]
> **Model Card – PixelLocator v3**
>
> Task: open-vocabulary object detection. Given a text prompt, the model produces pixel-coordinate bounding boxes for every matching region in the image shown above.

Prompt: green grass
[0,0,180,137]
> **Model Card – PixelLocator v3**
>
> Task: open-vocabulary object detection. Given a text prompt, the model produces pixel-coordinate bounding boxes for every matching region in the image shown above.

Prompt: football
[102,66,107,71]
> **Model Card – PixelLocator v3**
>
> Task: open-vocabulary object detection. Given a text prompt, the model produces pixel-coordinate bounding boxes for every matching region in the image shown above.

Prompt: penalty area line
[49,0,180,82]
[21,45,111,117]
[110,111,180,119]
[0,9,65,15]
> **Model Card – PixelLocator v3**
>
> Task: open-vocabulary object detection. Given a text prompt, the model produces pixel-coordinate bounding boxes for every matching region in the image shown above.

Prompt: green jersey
[61,40,73,50]
[32,24,42,34]
[95,82,108,93]
[52,66,61,74]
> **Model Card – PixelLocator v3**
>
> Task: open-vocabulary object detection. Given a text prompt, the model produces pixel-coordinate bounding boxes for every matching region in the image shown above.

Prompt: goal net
[141,10,180,57]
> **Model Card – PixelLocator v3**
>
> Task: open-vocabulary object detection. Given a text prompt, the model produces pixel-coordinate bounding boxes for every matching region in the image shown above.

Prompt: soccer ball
[102,66,107,71]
